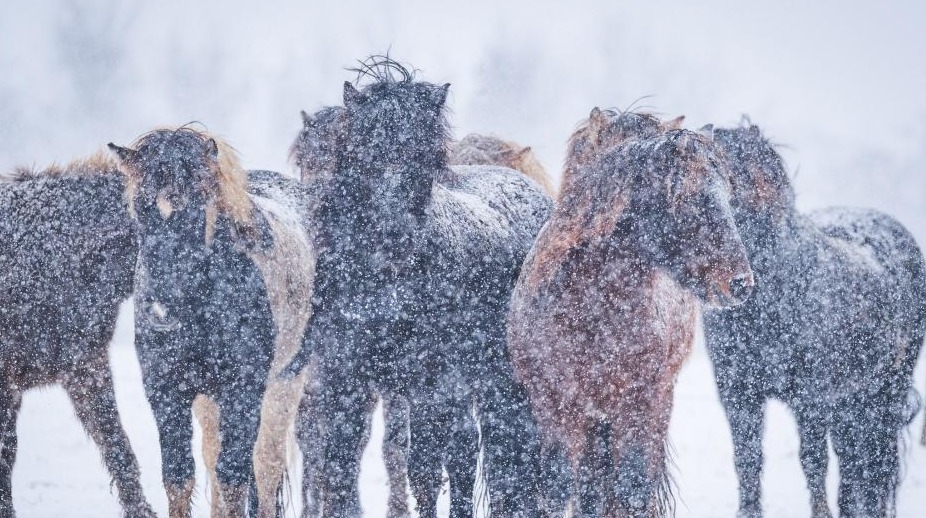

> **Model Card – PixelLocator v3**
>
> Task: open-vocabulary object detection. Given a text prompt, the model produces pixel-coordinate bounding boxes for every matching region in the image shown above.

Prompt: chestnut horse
[110,128,314,518]
[508,109,754,517]
[703,121,926,517]
[0,156,154,517]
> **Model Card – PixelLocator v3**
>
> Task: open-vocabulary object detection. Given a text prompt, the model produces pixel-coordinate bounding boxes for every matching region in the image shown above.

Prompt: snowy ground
[11,302,926,517]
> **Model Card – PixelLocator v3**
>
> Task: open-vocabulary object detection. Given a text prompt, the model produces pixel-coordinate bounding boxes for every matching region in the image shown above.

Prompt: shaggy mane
[120,126,253,225]
[530,129,723,289]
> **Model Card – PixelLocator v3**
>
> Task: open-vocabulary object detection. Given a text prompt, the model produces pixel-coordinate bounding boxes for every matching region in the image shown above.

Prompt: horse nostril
[729,274,754,302]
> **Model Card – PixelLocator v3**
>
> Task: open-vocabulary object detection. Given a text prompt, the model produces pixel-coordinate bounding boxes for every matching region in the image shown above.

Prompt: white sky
[2,0,925,237]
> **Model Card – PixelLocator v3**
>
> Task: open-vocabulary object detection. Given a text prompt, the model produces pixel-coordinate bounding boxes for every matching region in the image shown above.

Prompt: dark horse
[702,121,926,517]
[291,105,412,518]
[285,58,553,518]
[109,128,316,518]
[0,156,154,518]
[508,109,754,517]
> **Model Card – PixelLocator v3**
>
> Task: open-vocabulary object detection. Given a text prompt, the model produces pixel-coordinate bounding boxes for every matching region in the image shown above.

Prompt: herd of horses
[0,56,923,518]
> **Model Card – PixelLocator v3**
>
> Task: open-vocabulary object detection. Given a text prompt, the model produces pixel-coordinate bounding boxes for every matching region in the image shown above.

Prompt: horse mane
[530,127,722,288]
[449,134,557,195]
[563,109,684,187]
[347,54,451,169]
[120,126,253,225]
[2,152,121,183]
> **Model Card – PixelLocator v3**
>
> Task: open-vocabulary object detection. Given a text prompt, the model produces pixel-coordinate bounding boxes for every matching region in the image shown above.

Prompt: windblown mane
[119,126,253,225]
[343,54,451,170]
[2,152,121,182]
[563,109,684,185]
[530,127,724,289]
[449,134,556,195]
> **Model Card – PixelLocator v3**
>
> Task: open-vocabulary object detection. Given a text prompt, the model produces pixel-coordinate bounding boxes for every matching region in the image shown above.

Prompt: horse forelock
[350,54,416,85]
[120,127,252,225]
[563,110,675,190]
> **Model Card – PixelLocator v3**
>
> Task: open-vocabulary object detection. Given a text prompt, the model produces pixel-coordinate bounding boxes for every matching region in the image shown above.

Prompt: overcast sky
[2,0,924,238]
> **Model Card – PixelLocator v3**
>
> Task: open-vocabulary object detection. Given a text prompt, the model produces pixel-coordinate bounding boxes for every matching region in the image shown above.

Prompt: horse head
[291,106,348,184]
[618,128,754,307]
[714,119,796,250]
[109,127,255,331]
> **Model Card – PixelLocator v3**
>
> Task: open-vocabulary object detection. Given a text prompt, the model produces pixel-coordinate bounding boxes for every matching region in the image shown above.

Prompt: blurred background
[2,1,924,238]
[2,1,925,516]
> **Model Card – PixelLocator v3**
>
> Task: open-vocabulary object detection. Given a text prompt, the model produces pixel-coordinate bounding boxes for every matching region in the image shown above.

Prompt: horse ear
[343,81,366,108]
[431,83,450,107]
[301,110,314,128]
[665,115,686,130]
[204,138,219,159]
[588,107,606,140]
[107,142,136,163]
[698,124,715,139]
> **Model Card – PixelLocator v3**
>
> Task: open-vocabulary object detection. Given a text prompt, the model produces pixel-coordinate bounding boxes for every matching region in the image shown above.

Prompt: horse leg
[445,398,477,518]
[0,386,22,518]
[538,442,572,517]
[792,405,832,518]
[383,393,411,518]
[296,381,325,518]
[253,369,309,518]
[320,380,372,518]
[576,422,608,518]
[407,397,446,518]
[147,389,196,518]
[717,388,764,518]
[479,364,543,516]
[64,362,156,518]
[215,383,264,518]
[192,395,223,517]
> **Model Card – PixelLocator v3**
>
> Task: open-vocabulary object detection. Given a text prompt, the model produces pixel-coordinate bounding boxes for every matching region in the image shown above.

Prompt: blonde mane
[449,134,557,195]
[118,127,253,226]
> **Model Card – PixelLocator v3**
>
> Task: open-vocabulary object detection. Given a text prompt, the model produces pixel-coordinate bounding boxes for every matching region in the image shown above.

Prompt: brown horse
[449,133,557,196]
[507,108,754,517]
[0,155,154,518]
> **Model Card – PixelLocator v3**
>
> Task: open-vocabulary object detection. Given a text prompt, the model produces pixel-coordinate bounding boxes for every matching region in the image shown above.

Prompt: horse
[109,128,316,518]
[507,108,754,517]
[449,133,557,196]
[0,155,154,518]
[283,56,554,518]
[290,105,412,518]
[702,120,926,518]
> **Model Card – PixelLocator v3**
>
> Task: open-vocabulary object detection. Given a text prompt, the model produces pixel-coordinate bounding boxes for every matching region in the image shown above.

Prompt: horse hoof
[736,505,761,518]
